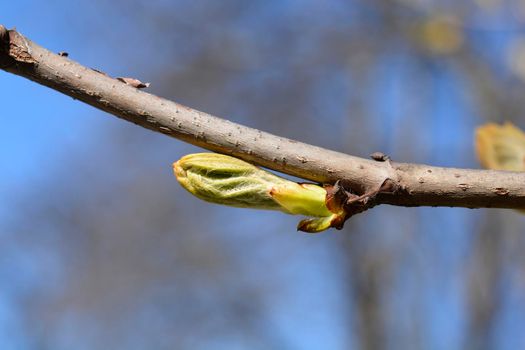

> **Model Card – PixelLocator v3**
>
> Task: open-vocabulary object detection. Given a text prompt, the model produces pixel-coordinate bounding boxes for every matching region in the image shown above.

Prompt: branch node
[493,187,509,196]
[324,177,400,230]
[370,151,390,162]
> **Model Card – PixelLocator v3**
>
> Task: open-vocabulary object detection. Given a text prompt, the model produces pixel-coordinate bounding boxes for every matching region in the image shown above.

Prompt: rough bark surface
[2,25,525,211]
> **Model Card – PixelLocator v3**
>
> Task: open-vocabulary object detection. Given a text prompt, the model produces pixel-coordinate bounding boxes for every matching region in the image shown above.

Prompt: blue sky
[3,1,525,349]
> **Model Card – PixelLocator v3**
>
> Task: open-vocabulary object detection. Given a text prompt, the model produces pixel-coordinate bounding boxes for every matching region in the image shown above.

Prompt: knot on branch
[325,178,398,229]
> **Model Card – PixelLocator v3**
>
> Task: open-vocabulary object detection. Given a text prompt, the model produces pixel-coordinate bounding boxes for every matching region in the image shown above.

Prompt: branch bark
[2,25,525,211]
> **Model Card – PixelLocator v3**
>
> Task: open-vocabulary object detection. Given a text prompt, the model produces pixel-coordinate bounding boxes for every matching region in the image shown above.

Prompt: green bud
[173,153,346,233]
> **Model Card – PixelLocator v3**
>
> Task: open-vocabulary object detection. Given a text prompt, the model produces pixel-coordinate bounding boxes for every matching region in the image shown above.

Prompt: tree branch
[2,25,525,211]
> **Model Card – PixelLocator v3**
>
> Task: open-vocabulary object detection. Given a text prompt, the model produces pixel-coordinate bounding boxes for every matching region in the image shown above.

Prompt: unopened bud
[173,153,345,232]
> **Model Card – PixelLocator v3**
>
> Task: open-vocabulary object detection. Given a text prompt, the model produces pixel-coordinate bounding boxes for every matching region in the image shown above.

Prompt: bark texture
[2,25,525,211]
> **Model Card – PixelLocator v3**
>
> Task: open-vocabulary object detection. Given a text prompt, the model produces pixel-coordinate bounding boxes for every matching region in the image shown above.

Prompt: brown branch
[2,25,525,211]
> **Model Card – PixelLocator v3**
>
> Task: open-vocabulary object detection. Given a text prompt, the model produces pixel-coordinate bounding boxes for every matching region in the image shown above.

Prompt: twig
[2,25,525,211]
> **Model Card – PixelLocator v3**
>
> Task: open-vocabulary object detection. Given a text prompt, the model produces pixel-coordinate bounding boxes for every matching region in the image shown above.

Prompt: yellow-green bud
[173,153,345,233]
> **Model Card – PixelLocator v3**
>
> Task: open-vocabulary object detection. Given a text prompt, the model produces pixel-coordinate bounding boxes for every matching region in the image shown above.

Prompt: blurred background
[3,0,525,349]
